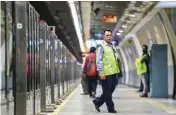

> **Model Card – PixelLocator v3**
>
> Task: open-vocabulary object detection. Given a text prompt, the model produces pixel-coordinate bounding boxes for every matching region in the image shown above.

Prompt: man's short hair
[104,29,112,33]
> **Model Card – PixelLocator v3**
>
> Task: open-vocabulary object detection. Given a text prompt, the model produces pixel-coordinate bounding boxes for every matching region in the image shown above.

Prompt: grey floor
[53,84,176,115]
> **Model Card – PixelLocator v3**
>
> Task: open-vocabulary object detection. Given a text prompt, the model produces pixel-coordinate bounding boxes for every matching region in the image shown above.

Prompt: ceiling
[30,1,157,62]
[81,1,157,43]
[113,1,157,41]
[81,1,129,41]
[90,2,129,35]
[30,1,83,62]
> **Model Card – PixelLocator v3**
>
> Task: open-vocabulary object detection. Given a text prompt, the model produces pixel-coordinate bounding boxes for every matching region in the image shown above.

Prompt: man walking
[92,29,121,113]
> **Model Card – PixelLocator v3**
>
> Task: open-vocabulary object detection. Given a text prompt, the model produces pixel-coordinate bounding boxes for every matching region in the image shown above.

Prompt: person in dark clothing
[83,47,97,98]
[140,44,150,97]
[81,72,89,95]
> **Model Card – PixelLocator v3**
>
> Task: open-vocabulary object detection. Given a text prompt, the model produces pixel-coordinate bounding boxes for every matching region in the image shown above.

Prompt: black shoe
[91,92,96,98]
[137,89,143,92]
[140,93,148,97]
[90,95,96,98]
[108,110,117,113]
[92,100,100,112]
[80,92,89,95]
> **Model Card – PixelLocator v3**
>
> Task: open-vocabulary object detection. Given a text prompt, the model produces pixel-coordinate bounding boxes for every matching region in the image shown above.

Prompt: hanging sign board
[103,15,117,23]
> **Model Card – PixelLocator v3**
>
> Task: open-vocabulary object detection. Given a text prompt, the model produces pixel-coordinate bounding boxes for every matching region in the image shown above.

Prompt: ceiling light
[122,25,127,28]
[68,1,85,52]
[130,14,136,17]
[105,5,113,8]
[116,33,121,36]
[119,30,124,33]
[126,20,132,24]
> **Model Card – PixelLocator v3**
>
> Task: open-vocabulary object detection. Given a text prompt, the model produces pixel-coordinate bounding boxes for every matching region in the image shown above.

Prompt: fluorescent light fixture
[130,14,136,17]
[122,25,127,28]
[68,1,85,52]
[119,30,124,33]
[126,20,132,24]
[116,33,121,36]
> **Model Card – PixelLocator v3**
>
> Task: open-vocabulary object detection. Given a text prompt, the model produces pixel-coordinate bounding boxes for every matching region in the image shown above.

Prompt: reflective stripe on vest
[101,44,120,76]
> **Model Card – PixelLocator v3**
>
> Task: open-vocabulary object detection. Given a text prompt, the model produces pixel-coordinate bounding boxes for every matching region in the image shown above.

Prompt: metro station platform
[48,84,176,115]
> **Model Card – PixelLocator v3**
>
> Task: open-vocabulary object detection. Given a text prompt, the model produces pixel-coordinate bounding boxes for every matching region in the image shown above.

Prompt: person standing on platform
[135,44,150,97]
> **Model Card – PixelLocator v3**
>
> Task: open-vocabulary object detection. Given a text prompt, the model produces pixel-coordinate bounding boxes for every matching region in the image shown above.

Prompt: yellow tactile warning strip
[146,99,176,114]
[129,90,176,114]
[52,85,79,115]
[117,86,176,114]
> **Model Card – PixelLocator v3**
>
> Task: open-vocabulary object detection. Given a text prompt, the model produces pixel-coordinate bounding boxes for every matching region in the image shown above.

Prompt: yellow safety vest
[101,44,120,76]
[135,57,147,75]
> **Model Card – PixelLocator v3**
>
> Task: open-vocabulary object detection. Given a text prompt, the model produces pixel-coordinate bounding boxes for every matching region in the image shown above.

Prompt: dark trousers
[93,74,118,111]
[141,72,150,93]
[87,76,97,96]
[139,79,144,91]
[140,72,150,92]
[81,72,88,93]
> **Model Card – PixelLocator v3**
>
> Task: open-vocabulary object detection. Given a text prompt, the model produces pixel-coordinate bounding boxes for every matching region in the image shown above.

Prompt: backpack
[86,53,97,77]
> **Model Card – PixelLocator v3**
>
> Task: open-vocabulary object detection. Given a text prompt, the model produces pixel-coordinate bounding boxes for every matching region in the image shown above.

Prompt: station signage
[103,15,117,23]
